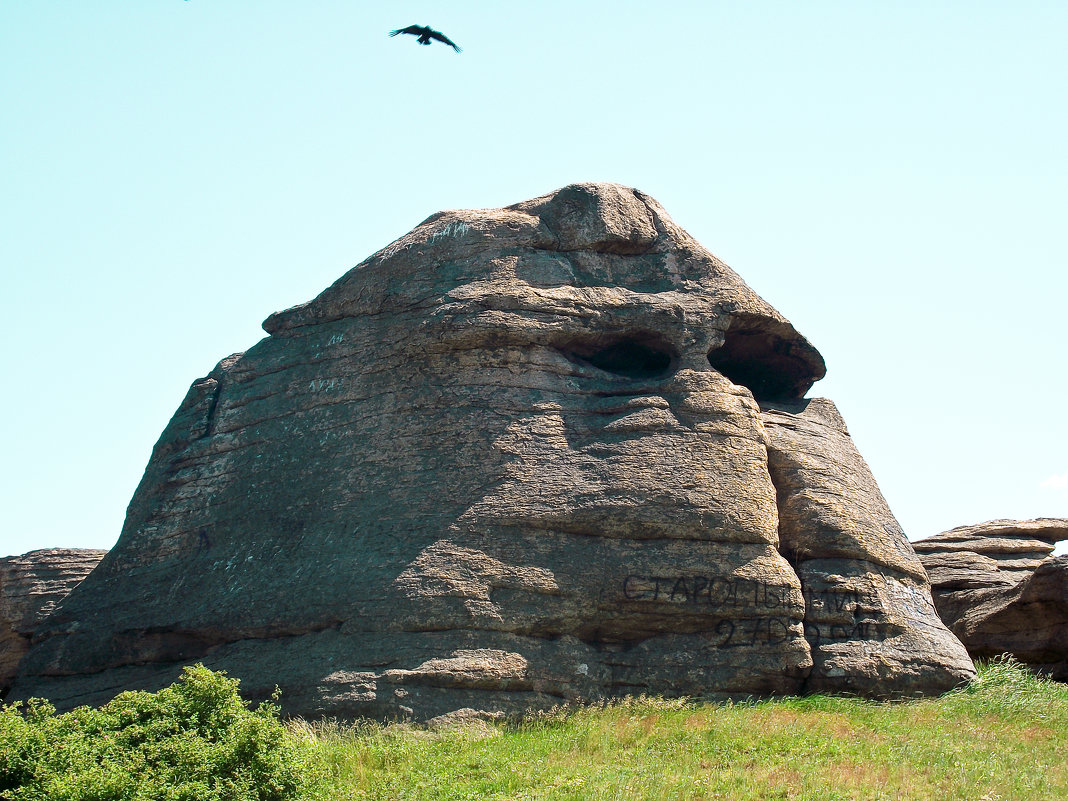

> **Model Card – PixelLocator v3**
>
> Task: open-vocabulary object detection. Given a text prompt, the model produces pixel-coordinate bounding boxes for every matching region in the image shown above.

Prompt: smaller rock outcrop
[0,549,107,695]
[915,519,1068,679]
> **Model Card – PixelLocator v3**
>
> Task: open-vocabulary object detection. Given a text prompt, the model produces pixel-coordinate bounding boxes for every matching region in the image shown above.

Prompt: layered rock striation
[915,518,1068,679]
[11,183,975,717]
[1,549,107,695]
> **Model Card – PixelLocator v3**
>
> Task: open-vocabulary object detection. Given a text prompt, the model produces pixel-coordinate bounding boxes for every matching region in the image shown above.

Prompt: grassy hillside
[294,659,1068,801]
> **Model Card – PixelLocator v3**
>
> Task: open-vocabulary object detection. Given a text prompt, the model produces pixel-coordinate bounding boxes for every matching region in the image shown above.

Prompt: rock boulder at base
[11,183,975,718]
[915,518,1068,679]
[0,549,107,695]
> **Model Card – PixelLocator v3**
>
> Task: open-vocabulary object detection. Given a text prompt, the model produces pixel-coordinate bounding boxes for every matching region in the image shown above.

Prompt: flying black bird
[389,24,462,53]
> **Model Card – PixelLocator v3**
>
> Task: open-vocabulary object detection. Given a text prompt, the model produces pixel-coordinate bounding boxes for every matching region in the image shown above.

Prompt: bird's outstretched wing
[429,29,462,52]
[389,25,424,38]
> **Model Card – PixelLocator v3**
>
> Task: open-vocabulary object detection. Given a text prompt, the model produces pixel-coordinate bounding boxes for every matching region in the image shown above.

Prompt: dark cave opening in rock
[707,318,823,401]
[566,337,675,380]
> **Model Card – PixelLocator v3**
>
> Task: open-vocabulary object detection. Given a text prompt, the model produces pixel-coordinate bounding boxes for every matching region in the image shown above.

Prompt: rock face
[0,549,107,695]
[915,518,1068,679]
[11,183,975,718]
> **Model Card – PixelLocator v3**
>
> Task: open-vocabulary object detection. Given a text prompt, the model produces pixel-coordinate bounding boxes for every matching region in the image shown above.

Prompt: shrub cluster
[0,664,310,801]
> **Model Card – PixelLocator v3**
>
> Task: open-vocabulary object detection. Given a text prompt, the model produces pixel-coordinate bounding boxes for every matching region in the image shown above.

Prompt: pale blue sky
[2,1,1066,558]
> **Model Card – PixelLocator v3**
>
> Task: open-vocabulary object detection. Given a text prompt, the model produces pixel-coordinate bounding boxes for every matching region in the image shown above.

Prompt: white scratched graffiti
[428,221,470,243]
[308,377,344,392]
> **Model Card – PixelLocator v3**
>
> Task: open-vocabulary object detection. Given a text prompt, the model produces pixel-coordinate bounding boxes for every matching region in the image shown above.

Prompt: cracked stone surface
[10,183,975,718]
[915,518,1068,679]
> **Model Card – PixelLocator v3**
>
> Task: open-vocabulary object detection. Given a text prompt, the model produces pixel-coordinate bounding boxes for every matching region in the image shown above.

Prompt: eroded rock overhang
[10,183,974,717]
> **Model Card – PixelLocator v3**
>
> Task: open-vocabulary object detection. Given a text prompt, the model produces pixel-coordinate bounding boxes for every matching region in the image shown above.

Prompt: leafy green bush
[0,664,312,801]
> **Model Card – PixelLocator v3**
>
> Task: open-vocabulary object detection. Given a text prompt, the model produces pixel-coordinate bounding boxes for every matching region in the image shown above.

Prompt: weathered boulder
[11,183,975,717]
[761,400,972,695]
[915,518,1068,679]
[0,549,107,695]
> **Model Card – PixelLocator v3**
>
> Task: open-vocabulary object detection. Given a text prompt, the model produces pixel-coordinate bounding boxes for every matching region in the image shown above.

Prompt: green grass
[4,659,1064,800]
[293,658,1068,801]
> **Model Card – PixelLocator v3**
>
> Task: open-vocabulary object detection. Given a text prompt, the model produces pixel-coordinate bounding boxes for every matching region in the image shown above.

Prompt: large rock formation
[0,549,107,695]
[915,518,1068,679]
[11,183,975,718]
